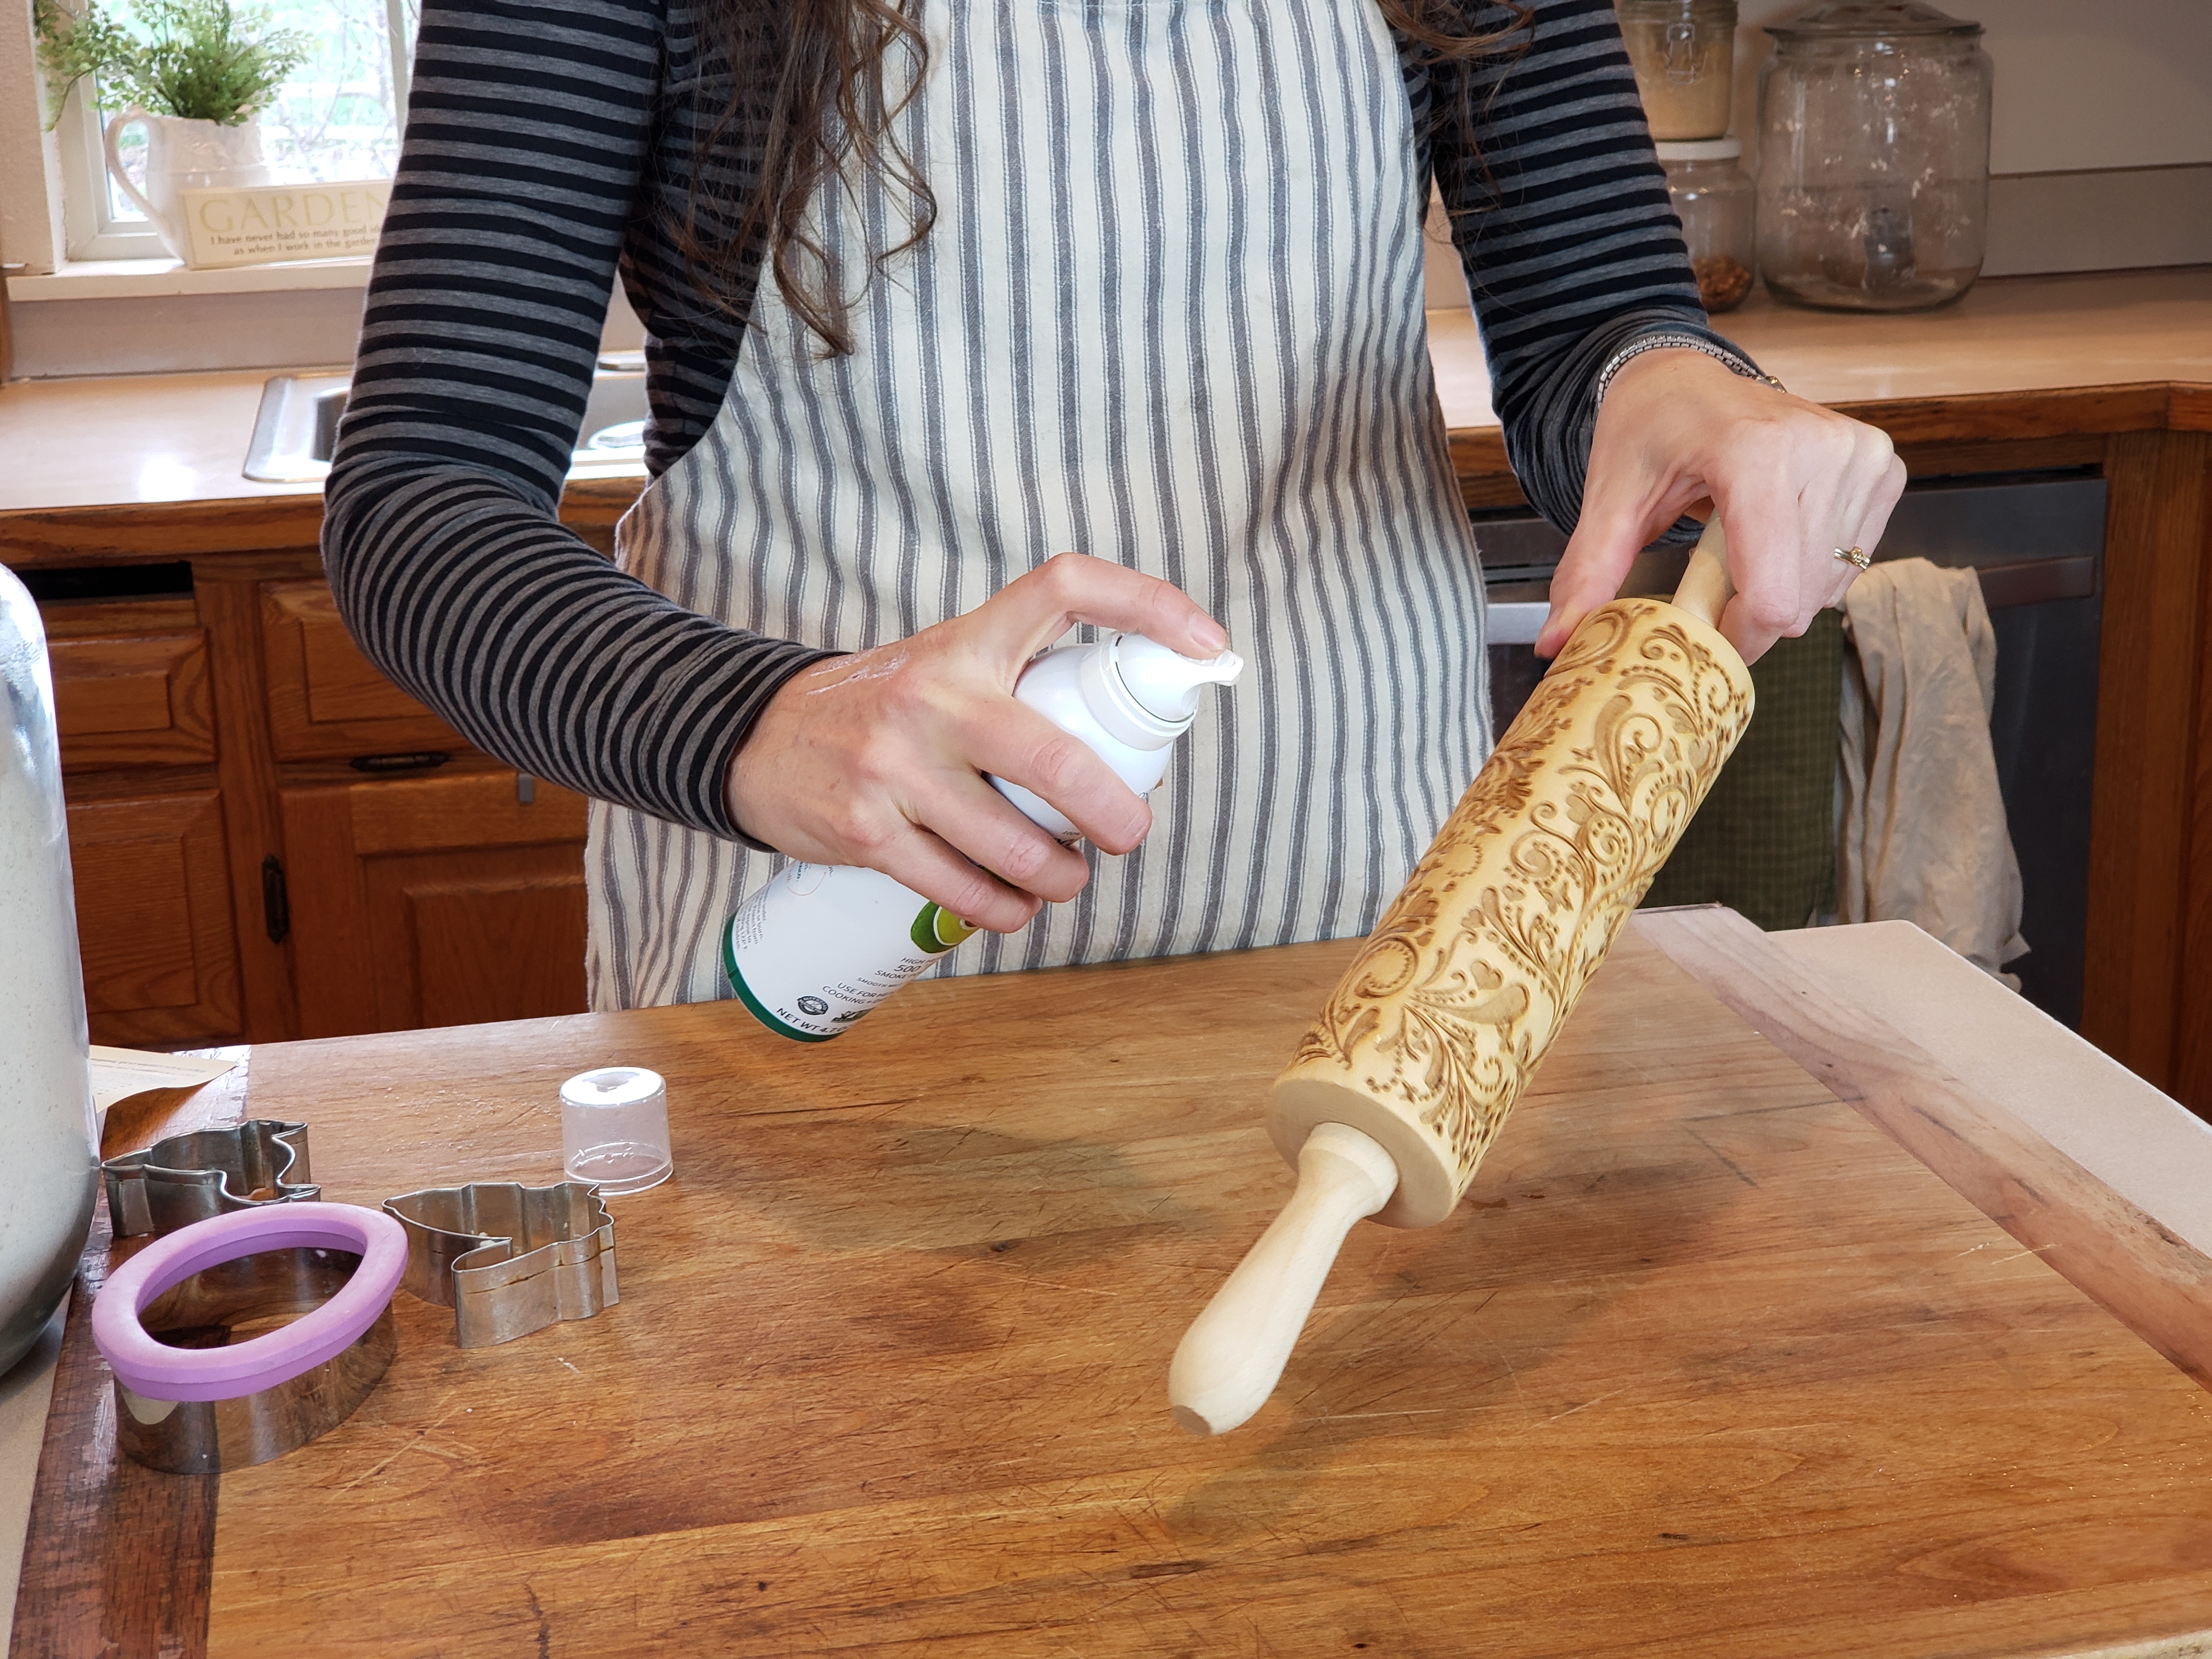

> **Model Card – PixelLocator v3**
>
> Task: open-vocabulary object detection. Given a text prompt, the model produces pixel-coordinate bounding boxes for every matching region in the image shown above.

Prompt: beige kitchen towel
[1838,558,2029,985]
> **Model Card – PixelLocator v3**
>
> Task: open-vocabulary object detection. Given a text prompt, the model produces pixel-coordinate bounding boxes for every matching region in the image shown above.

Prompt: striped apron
[588,0,1490,1011]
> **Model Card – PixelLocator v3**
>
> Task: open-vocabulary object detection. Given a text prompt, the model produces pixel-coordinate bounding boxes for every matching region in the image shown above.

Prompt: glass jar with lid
[0,565,99,1377]
[1619,0,1739,141]
[1657,139,1756,313]
[1755,0,1993,312]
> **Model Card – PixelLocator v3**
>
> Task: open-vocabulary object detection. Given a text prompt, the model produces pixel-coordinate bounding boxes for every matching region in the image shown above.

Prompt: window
[54,0,417,262]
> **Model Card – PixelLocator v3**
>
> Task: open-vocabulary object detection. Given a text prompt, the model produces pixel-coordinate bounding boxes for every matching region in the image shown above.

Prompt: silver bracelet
[1594,332,1784,406]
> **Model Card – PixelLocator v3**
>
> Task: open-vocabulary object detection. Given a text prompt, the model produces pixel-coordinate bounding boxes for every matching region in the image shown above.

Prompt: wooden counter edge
[1638,906,2212,1398]
[2,379,2205,565]
[7,1060,248,1659]
[0,478,639,567]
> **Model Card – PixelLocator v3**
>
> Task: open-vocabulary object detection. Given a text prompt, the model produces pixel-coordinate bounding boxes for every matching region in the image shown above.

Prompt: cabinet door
[260,580,468,761]
[280,767,590,1037]
[48,631,217,772]
[67,791,242,1046]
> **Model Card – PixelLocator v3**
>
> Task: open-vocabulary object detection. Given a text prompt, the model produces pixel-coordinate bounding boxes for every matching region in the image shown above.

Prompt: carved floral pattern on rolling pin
[1286,599,1754,1186]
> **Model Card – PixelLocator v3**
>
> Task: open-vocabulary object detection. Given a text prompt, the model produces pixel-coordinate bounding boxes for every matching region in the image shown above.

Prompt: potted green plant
[33,0,311,258]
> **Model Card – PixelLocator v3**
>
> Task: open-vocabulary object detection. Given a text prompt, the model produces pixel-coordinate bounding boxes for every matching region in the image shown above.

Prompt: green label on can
[910,903,979,955]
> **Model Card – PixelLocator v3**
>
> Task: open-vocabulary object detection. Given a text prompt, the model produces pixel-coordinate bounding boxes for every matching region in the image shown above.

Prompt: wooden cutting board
[16,909,2212,1658]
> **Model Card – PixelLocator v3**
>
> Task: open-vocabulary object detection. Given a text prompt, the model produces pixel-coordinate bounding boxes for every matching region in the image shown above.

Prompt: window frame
[55,82,169,261]
[48,0,417,266]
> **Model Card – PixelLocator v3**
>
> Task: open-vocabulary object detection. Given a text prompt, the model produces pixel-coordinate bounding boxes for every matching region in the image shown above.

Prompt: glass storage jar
[1619,0,1739,140]
[1657,138,1756,313]
[0,564,99,1376]
[1755,0,1993,312]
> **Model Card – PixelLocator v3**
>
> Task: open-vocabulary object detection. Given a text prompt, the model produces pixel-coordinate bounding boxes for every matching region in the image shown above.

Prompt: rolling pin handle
[1167,1122,1400,1437]
[1672,516,1735,631]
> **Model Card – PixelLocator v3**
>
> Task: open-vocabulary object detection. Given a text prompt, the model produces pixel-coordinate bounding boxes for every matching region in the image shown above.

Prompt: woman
[326,0,1903,1011]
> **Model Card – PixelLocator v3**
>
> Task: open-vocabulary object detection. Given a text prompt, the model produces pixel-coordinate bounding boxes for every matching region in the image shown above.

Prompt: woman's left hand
[1535,347,1908,664]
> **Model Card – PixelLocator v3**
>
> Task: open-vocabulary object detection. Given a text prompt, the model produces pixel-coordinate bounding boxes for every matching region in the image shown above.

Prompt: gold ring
[1833,545,1870,569]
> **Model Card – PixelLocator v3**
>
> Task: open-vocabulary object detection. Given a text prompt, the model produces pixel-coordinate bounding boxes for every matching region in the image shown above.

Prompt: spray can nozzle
[1079,633,1246,750]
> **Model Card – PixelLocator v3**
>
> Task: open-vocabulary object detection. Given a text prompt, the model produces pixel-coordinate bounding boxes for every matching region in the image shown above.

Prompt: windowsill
[7,256,371,303]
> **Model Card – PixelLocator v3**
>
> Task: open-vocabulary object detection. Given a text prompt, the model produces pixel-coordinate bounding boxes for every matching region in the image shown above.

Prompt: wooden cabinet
[33,599,241,1046]
[255,577,591,1037]
[65,787,240,1043]
[23,563,591,1048]
[280,765,591,1037]
[259,579,465,760]
[48,628,216,771]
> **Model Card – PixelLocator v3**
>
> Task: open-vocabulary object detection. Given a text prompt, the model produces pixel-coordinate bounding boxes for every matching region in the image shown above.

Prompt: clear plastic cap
[560,1066,671,1195]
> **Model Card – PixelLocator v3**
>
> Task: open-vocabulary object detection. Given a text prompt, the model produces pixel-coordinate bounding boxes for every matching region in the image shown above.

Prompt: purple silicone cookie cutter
[94,1202,408,1402]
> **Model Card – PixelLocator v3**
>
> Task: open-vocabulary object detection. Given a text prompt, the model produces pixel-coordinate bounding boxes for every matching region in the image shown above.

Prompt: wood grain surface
[66,788,241,1044]
[195,570,311,1043]
[8,1207,218,1659]
[2086,430,2212,1096]
[256,580,467,762]
[2170,430,2212,1110]
[47,631,216,772]
[17,918,2212,1659]
[278,764,589,1038]
[10,1054,251,1659]
[1640,907,2212,1393]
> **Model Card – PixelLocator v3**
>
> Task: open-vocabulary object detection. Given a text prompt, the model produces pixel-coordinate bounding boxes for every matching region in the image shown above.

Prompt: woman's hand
[1535,347,1907,664]
[726,552,1229,934]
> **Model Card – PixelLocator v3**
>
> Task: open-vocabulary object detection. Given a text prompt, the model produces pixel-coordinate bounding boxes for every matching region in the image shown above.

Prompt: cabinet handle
[348,751,450,774]
[262,856,291,945]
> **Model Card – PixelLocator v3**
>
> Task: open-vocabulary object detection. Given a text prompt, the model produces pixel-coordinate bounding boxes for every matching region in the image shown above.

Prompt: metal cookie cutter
[103,1120,320,1238]
[381,1182,618,1348]
[92,1203,407,1475]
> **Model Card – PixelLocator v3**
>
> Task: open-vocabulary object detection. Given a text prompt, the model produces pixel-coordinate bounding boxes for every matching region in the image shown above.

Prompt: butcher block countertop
[12,908,2212,1658]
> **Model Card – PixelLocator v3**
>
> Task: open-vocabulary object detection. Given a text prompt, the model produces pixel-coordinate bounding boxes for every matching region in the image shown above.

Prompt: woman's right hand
[725,553,1229,934]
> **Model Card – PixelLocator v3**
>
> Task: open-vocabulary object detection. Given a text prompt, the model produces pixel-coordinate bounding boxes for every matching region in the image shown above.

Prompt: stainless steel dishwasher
[1477,469,2105,1028]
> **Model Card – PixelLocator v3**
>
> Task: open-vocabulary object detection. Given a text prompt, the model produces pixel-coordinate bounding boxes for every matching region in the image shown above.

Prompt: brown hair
[680,0,1529,357]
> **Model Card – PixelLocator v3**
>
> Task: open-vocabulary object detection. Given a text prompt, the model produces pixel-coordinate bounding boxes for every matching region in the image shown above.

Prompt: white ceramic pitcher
[0,566,98,1379]
[103,108,274,261]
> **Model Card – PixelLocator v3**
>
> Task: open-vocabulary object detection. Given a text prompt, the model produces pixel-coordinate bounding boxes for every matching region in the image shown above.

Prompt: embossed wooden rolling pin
[1169,519,1755,1435]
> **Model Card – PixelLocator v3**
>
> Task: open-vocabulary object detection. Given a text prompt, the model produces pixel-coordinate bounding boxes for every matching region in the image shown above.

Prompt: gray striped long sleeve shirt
[323,0,1754,843]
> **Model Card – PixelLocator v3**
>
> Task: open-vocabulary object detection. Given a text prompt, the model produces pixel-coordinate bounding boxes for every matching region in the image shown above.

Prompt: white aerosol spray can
[723,632,1244,1040]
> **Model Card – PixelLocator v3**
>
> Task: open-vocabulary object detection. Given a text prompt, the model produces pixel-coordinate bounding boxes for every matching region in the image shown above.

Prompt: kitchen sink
[243,353,650,483]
